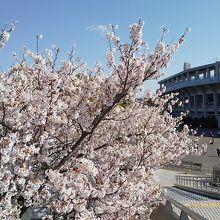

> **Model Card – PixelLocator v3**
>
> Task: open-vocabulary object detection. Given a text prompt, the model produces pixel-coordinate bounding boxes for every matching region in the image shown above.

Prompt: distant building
[158,61,220,127]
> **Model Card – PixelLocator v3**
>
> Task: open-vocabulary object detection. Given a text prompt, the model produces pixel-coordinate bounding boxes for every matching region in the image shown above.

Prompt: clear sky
[1,0,220,92]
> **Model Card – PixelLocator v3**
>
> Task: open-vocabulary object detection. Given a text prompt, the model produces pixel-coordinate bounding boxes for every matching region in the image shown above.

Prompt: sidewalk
[183,136,220,171]
[155,169,184,186]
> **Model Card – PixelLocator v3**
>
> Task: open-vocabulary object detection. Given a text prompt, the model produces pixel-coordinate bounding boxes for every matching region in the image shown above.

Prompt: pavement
[183,134,220,171]
[163,127,220,173]
[155,169,184,186]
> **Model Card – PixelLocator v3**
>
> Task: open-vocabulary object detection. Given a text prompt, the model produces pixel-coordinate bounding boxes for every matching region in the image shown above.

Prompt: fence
[175,175,220,195]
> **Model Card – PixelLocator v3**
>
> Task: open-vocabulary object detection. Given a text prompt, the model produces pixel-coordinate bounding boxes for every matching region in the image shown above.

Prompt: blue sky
[1,0,220,92]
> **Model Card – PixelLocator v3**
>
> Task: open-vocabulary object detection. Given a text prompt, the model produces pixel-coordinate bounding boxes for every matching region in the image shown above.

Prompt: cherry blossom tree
[0,19,205,219]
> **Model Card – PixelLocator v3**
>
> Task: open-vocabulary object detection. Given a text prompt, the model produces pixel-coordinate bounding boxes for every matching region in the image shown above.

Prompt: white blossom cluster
[0,20,205,219]
[0,21,17,48]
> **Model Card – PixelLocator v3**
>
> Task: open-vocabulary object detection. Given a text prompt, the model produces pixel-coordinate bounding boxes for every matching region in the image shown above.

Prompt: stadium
[158,62,220,127]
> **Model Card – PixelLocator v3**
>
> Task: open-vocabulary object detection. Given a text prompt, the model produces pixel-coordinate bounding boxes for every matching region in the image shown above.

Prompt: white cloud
[86,24,108,36]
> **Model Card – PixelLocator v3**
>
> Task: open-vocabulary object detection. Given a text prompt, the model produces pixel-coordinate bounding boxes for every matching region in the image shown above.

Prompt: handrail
[166,196,208,220]
[164,77,220,93]
[175,175,220,196]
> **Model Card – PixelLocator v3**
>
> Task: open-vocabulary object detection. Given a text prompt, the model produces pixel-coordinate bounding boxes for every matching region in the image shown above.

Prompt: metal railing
[164,77,220,93]
[165,197,208,220]
[175,175,220,194]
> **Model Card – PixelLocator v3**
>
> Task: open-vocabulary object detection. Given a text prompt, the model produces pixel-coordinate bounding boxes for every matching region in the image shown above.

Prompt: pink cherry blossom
[0,20,205,220]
